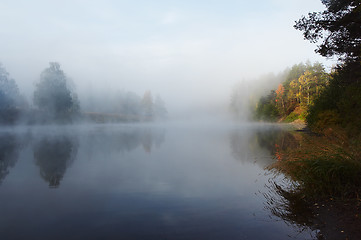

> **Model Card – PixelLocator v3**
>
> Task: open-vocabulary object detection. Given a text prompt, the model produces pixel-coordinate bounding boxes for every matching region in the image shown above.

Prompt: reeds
[269,129,361,200]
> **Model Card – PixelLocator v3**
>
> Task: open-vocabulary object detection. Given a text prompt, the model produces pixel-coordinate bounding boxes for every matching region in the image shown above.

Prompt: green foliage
[254,62,328,122]
[254,91,279,121]
[279,157,361,200]
[296,0,361,135]
[307,66,361,135]
[294,0,361,63]
[337,83,361,133]
[284,112,300,123]
[297,157,361,198]
[283,62,308,87]
[271,131,361,199]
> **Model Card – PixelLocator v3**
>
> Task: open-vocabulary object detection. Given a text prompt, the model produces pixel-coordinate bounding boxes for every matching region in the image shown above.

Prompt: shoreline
[268,122,361,240]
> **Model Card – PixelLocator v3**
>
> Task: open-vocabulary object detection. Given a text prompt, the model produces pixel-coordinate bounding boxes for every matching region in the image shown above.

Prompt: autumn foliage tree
[254,62,329,122]
[275,84,285,114]
[295,0,361,133]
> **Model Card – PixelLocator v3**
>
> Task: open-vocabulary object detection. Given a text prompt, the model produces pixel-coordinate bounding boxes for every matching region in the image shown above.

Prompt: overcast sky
[0,0,333,115]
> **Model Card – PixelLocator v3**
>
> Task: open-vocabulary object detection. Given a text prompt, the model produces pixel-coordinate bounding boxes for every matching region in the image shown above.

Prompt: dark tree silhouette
[0,134,20,184]
[34,136,78,188]
[294,0,361,63]
[0,63,21,124]
[34,62,80,121]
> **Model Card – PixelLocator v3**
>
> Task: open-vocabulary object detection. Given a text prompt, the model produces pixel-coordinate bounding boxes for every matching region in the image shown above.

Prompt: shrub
[307,66,361,136]
[284,112,300,123]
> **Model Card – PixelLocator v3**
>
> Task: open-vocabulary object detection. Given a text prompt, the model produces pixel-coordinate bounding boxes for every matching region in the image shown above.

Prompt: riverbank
[273,124,361,199]
[267,125,361,239]
[286,119,307,131]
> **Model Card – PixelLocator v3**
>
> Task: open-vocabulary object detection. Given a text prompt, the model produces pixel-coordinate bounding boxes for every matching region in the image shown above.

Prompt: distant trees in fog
[83,89,168,122]
[230,62,329,122]
[139,91,167,120]
[141,90,154,119]
[34,62,80,122]
[119,91,142,116]
[0,61,167,125]
[0,63,24,124]
[154,94,167,120]
[230,73,285,121]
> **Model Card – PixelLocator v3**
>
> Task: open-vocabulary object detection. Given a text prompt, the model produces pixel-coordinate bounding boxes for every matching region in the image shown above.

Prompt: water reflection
[229,126,300,168]
[264,178,361,240]
[259,130,317,238]
[33,136,78,188]
[0,133,21,184]
[255,128,301,156]
[263,181,317,238]
[1,124,332,239]
[263,130,361,240]
[82,127,165,157]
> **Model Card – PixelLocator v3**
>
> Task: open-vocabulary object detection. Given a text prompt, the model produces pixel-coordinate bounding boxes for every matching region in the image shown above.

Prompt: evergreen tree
[141,91,154,120]
[0,63,21,124]
[34,62,79,121]
[294,0,361,63]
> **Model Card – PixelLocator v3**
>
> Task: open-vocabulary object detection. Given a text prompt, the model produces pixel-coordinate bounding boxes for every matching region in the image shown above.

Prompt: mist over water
[0,1,332,121]
[0,1,339,239]
[0,122,317,240]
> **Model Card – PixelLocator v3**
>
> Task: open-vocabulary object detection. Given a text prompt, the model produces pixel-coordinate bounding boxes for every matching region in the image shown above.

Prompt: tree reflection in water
[229,126,300,167]
[0,133,21,184]
[82,127,166,159]
[32,127,165,188]
[263,130,361,240]
[263,180,319,238]
[33,136,78,188]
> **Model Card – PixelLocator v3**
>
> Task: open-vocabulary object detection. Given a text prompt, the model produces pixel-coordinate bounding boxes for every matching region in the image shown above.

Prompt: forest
[230,0,361,137]
[0,62,167,124]
[253,62,329,123]
[245,0,361,231]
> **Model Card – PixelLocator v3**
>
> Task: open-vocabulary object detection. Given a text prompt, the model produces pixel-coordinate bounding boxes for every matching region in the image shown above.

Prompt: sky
[0,0,334,116]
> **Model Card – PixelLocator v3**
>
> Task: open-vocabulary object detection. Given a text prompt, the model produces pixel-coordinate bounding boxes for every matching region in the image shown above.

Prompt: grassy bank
[265,128,361,239]
[270,128,361,200]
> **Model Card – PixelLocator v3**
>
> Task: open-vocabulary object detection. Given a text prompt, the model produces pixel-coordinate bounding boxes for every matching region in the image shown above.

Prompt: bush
[255,102,279,121]
[337,83,361,135]
[307,66,361,136]
[284,112,300,123]
[270,131,361,199]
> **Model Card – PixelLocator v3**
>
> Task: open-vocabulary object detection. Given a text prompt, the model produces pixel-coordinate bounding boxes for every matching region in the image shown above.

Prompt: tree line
[294,0,361,134]
[262,1,361,226]
[0,62,167,125]
[236,0,361,136]
[253,62,329,122]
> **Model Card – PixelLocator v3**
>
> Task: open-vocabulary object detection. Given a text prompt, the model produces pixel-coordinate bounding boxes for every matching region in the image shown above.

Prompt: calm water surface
[0,123,314,240]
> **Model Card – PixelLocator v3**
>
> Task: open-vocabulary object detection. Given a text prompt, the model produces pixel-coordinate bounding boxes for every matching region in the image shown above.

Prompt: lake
[0,122,315,240]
